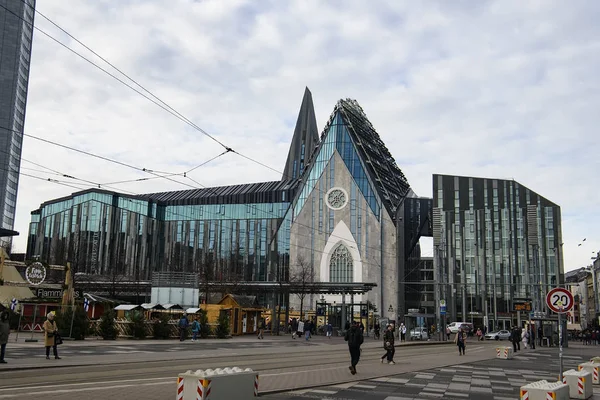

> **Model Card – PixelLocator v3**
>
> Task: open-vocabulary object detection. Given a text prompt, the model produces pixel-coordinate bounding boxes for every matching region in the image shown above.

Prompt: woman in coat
[380,324,396,364]
[0,311,9,363]
[43,312,61,360]
[454,327,466,355]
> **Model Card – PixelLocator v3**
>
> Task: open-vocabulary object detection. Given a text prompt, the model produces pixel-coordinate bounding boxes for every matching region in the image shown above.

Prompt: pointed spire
[282,87,319,181]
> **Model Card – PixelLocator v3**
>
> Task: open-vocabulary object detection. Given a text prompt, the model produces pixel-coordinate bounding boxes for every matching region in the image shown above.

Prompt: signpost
[545,287,574,382]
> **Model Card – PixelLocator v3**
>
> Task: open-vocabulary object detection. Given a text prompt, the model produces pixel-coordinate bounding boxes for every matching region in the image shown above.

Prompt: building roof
[282,87,320,181]
[141,180,297,205]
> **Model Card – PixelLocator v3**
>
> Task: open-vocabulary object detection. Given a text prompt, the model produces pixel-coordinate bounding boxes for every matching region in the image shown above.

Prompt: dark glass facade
[0,0,35,233]
[432,174,563,331]
[27,182,296,283]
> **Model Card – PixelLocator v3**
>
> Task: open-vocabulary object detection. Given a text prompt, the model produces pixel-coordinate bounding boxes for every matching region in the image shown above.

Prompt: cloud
[12,0,600,270]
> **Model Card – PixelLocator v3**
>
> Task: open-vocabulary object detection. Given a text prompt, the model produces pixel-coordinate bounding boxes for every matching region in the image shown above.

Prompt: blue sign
[440,306,446,315]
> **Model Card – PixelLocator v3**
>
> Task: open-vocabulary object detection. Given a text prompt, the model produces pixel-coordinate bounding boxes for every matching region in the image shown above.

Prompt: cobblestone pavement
[265,349,600,400]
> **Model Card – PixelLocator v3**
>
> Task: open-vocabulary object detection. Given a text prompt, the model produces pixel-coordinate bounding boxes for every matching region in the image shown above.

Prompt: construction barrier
[176,367,259,400]
[589,357,600,364]
[495,346,513,360]
[519,380,569,400]
[562,369,593,399]
[578,362,600,384]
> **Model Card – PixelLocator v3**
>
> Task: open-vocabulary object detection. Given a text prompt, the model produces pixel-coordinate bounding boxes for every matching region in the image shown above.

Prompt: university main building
[26,88,563,330]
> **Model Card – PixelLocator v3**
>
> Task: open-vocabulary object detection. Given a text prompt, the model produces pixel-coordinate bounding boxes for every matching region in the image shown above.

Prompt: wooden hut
[218,294,264,336]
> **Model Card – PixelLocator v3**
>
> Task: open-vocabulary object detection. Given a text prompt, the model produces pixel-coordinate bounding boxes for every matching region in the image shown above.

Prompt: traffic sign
[545,287,574,314]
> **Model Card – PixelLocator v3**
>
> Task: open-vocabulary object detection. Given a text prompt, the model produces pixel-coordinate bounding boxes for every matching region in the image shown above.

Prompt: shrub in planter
[199,310,212,338]
[215,312,230,339]
[153,313,172,339]
[99,309,118,340]
[128,310,147,339]
[55,306,89,340]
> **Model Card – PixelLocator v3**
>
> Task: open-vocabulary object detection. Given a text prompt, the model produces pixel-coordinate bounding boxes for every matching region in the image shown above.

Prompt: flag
[83,298,89,312]
[10,298,17,311]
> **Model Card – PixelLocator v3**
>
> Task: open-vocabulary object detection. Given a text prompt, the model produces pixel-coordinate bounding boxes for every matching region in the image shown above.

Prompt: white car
[410,327,429,340]
[485,330,511,340]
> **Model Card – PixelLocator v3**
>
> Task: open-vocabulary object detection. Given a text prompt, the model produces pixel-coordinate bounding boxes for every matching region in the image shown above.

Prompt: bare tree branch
[290,255,315,321]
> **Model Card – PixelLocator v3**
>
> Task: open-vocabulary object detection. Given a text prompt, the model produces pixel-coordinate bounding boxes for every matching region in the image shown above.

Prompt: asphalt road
[0,338,487,400]
[265,345,600,400]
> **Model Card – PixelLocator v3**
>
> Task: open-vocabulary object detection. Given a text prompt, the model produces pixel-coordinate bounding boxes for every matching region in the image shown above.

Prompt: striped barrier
[519,380,569,400]
[578,362,600,385]
[177,367,258,400]
[564,368,593,399]
[177,377,184,400]
[495,346,513,360]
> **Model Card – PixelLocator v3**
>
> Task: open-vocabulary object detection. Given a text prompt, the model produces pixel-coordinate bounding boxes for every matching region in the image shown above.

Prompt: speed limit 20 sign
[545,287,574,314]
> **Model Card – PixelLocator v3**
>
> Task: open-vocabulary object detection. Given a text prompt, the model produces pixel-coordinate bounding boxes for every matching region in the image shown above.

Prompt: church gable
[292,99,410,223]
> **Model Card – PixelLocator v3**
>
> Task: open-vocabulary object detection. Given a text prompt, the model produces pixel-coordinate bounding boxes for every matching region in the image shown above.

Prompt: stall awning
[114,305,142,311]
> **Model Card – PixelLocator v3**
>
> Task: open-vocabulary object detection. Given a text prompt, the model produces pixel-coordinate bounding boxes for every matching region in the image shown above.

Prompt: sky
[10,0,600,271]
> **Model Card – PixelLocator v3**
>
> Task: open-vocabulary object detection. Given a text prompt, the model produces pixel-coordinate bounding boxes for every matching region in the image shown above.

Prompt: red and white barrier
[495,346,513,360]
[578,362,600,385]
[177,367,258,400]
[519,380,569,400]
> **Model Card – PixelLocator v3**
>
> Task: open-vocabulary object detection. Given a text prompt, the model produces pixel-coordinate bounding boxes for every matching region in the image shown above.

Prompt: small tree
[56,306,89,340]
[128,310,147,339]
[99,308,117,340]
[215,312,230,339]
[153,313,172,339]
[290,256,315,321]
[199,309,212,338]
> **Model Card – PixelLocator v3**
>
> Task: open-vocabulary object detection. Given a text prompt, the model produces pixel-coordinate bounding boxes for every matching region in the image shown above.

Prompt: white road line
[0,382,170,398]
[0,377,174,392]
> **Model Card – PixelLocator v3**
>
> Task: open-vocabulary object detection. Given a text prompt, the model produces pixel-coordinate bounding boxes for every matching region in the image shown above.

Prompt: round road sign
[545,287,574,314]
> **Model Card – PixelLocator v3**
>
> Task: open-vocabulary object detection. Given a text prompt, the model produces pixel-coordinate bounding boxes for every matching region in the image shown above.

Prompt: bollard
[519,380,569,400]
[578,362,600,385]
[563,369,593,399]
[495,346,513,360]
[177,367,259,400]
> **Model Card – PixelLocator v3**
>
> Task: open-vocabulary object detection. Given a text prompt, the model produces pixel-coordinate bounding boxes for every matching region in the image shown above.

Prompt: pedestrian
[178,313,189,342]
[0,311,9,363]
[454,327,466,356]
[381,324,396,364]
[522,328,529,349]
[326,322,333,339]
[304,320,311,341]
[191,317,200,341]
[43,312,61,360]
[399,323,406,342]
[258,318,266,339]
[510,327,519,352]
[446,326,451,341]
[344,321,363,375]
[476,328,483,341]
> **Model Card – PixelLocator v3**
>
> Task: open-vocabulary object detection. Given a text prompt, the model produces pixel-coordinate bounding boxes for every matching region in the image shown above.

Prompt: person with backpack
[344,320,364,375]
[191,317,201,341]
[178,313,189,342]
[381,324,396,364]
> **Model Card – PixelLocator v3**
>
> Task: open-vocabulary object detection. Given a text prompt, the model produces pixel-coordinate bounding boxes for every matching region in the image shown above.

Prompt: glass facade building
[27,181,296,283]
[432,174,563,331]
[0,0,35,234]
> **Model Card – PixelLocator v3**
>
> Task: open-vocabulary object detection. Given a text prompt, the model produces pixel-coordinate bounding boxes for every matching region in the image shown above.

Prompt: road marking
[0,382,171,398]
[0,377,173,392]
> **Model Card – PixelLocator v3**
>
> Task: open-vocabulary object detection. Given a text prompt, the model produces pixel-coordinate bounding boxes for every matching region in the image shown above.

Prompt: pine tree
[99,308,117,340]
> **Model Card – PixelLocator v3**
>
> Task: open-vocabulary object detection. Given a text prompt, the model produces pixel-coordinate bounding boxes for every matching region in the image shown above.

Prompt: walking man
[381,324,396,364]
[344,321,364,375]
[178,313,189,342]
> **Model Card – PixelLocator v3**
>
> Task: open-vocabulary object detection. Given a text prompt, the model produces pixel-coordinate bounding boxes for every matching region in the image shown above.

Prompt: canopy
[114,304,142,311]
[185,307,202,314]
[162,304,184,310]
[141,303,165,310]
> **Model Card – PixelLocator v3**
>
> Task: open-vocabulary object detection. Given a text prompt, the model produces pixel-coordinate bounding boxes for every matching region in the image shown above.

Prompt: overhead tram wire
[7,2,395,223]
[10,1,231,152]
[0,139,140,195]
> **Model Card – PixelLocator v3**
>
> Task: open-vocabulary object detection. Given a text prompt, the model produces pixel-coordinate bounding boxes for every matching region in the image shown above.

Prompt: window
[329,244,353,283]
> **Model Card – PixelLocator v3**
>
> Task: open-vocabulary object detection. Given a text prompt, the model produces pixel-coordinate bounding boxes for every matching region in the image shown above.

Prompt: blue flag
[83,298,89,312]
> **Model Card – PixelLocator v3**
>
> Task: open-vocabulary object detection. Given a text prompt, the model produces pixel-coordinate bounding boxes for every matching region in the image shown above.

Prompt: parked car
[447,322,471,334]
[485,330,511,340]
[410,327,429,340]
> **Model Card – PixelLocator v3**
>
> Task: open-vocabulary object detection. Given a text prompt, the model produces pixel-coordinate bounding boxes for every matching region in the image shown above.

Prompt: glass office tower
[432,174,563,331]
[0,0,35,235]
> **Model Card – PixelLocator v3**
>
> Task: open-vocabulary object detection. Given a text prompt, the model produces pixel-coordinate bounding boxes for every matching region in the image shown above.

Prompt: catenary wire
[3,6,420,259]
[6,1,231,152]
[12,0,406,220]
[5,3,400,228]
